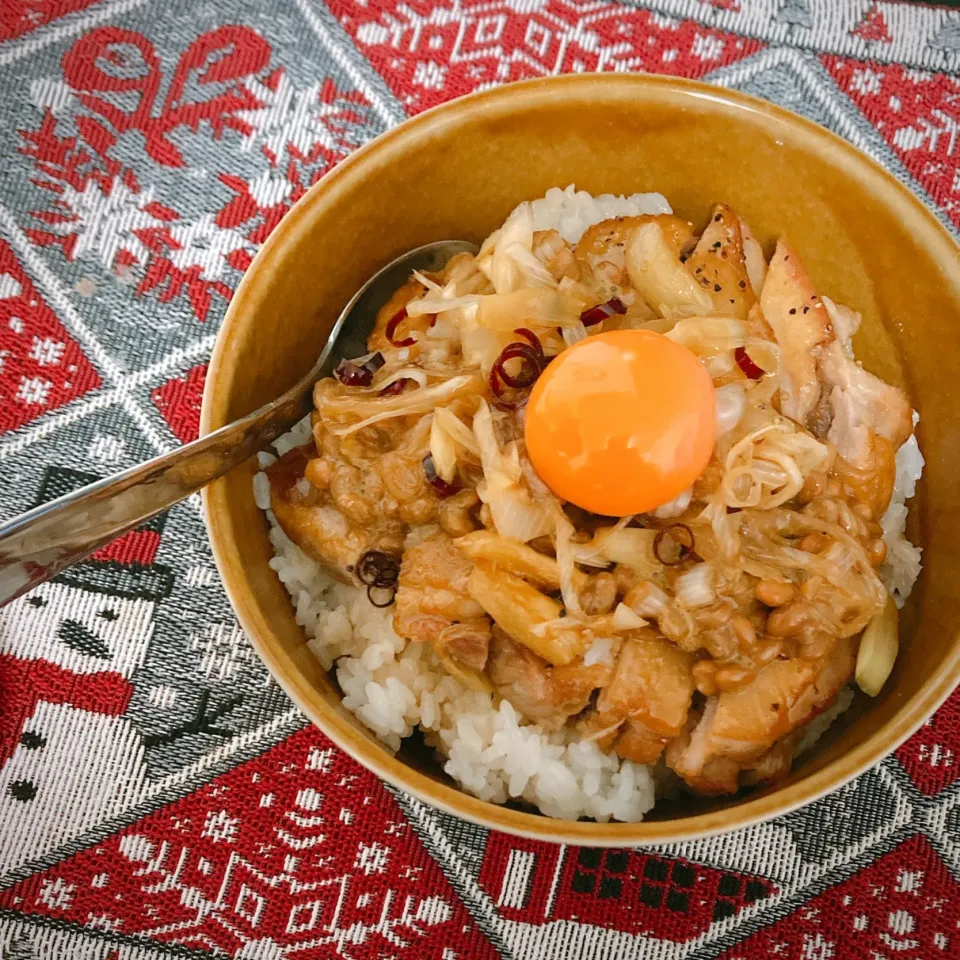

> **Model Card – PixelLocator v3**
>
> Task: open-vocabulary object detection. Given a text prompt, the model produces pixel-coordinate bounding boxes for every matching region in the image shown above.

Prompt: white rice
[255,187,925,821]
[262,495,655,821]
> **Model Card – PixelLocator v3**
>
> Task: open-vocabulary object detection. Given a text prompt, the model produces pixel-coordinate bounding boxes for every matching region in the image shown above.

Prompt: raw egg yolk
[524,329,716,516]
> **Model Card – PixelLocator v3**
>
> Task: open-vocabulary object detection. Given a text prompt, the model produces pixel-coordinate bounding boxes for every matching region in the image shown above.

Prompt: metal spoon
[0,239,478,608]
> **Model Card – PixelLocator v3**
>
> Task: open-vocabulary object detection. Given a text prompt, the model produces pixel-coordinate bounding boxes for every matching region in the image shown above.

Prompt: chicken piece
[615,719,670,765]
[708,657,828,764]
[822,296,861,350]
[576,215,694,269]
[796,636,858,720]
[598,631,696,738]
[435,620,492,673]
[759,240,833,424]
[668,640,857,793]
[818,339,912,468]
[576,215,694,307]
[665,711,741,795]
[393,533,488,671]
[740,736,797,787]
[437,489,480,538]
[685,204,756,319]
[488,629,610,731]
[268,446,403,582]
[577,707,624,751]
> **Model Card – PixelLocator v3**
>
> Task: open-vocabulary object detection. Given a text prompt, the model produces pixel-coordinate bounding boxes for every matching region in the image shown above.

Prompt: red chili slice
[513,328,545,359]
[735,346,764,380]
[379,378,416,397]
[495,342,542,389]
[334,352,385,387]
[386,308,416,347]
[653,523,696,566]
[423,454,460,498]
[580,297,627,328]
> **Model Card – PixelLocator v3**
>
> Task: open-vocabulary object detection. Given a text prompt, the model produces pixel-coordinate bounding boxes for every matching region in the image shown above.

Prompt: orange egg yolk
[524,329,716,516]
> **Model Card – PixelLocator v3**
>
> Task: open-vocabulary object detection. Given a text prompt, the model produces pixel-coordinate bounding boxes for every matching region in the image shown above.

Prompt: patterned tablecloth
[1,0,960,957]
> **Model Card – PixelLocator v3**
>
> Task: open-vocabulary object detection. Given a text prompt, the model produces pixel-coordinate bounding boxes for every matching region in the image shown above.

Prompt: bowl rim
[201,72,960,846]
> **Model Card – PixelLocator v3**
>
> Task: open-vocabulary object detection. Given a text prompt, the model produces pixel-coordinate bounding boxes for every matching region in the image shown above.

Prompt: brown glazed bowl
[201,74,960,845]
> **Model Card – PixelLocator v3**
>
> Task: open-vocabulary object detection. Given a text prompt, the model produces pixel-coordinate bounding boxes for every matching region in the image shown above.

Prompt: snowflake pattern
[18,26,371,321]
[188,622,257,682]
[202,809,239,843]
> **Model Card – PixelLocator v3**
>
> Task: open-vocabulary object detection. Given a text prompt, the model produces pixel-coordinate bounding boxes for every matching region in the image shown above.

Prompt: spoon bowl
[0,240,476,607]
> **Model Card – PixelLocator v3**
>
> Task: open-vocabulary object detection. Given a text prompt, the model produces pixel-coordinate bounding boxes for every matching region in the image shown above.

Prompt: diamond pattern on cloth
[717,834,960,959]
[331,0,764,114]
[823,55,960,228]
[152,363,206,444]
[0,239,101,432]
[0,726,502,960]
[0,0,958,959]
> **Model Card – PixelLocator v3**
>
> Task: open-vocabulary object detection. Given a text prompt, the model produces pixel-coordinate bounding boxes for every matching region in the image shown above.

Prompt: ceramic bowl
[201,74,960,845]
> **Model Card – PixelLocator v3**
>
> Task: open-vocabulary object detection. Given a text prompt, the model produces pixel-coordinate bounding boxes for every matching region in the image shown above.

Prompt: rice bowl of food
[202,75,960,844]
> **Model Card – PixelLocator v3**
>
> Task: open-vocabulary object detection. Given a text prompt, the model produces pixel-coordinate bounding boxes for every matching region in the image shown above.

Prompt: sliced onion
[580,297,627,328]
[477,288,582,331]
[613,602,647,630]
[714,383,746,436]
[562,321,587,346]
[429,413,459,483]
[408,293,482,317]
[626,581,669,618]
[434,406,480,457]
[502,242,557,289]
[379,378,415,397]
[473,400,552,542]
[674,562,717,608]
[325,375,478,436]
[583,636,616,666]
[334,352,385,387]
[552,504,583,618]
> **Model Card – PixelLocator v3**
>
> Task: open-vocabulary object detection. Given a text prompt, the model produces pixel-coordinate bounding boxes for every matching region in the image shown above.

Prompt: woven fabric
[0,1,959,957]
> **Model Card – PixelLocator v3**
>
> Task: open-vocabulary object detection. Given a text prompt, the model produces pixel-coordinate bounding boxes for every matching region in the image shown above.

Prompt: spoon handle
[0,382,311,608]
